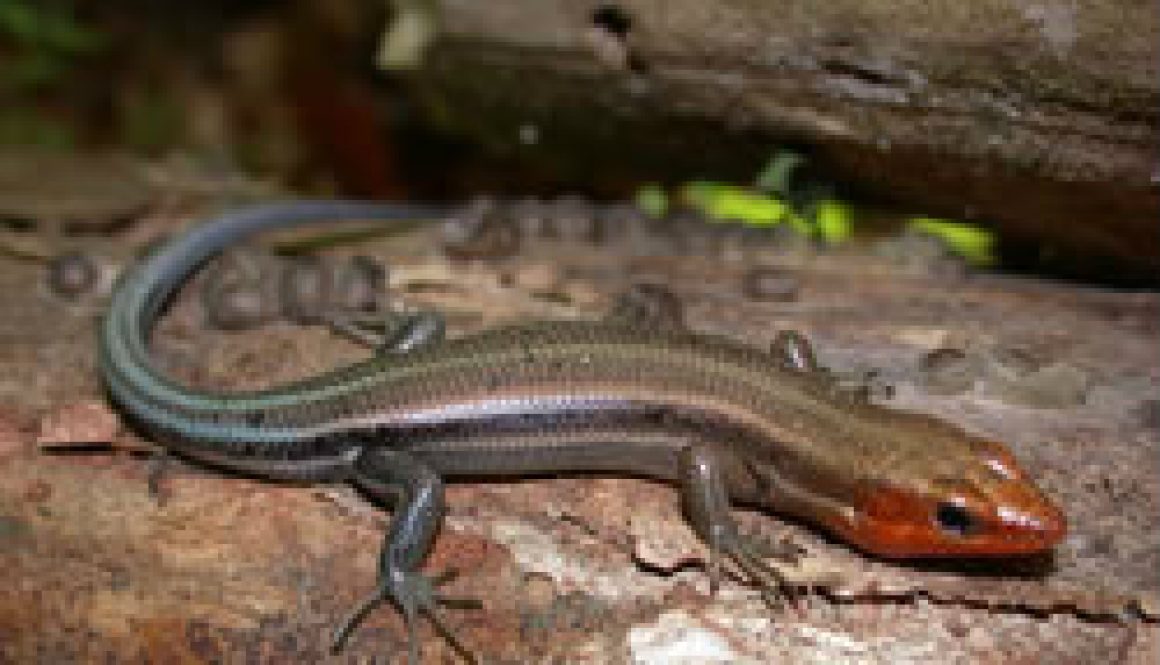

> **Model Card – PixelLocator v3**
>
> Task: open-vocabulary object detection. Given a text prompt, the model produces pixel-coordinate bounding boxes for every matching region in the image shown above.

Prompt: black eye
[935,502,975,536]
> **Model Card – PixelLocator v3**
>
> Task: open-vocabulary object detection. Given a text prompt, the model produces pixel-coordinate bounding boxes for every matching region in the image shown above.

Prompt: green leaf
[814,199,853,244]
[679,181,789,227]
[634,183,668,218]
[754,151,805,196]
[906,217,996,266]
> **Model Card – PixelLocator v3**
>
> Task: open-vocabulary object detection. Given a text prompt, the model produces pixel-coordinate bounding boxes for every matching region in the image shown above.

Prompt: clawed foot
[331,568,481,664]
[709,533,801,611]
[327,309,445,355]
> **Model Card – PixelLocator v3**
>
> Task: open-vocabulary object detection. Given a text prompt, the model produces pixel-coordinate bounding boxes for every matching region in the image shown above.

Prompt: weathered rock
[411,1,1160,281]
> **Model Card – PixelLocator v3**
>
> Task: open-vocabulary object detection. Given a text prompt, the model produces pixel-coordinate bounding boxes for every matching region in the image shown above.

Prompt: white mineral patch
[628,610,748,664]
[783,624,943,665]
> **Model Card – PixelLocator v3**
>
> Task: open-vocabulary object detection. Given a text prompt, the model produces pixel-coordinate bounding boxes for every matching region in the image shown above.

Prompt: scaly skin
[99,201,1066,662]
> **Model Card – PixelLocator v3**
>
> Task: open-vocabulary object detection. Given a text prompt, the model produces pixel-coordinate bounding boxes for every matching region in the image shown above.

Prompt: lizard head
[820,437,1067,558]
[740,404,1067,559]
[758,329,1066,557]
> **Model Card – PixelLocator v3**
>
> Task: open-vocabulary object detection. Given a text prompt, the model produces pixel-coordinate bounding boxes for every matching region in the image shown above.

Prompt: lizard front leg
[679,444,796,608]
[333,447,478,664]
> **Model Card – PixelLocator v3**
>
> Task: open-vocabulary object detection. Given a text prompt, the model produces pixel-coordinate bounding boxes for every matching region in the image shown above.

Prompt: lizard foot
[716,533,800,611]
[328,309,445,354]
[330,567,480,664]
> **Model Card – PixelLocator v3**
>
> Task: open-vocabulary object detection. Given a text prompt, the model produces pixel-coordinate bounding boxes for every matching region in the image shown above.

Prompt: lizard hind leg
[332,448,479,664]
[328,309,446,355]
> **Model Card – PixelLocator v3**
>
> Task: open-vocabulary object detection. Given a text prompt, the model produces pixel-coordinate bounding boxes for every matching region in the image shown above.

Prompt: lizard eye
[934,501,975,537]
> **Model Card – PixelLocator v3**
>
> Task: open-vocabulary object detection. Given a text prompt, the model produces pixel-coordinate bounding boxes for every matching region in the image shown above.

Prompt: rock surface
[1,199,1156,662]
[409,0,1160,281]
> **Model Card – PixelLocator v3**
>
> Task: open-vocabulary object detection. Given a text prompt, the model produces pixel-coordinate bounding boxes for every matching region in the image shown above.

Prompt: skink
[99,201,1066,662]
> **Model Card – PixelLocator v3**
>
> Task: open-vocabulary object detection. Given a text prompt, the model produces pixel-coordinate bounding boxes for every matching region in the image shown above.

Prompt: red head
[821,439,1066,558]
